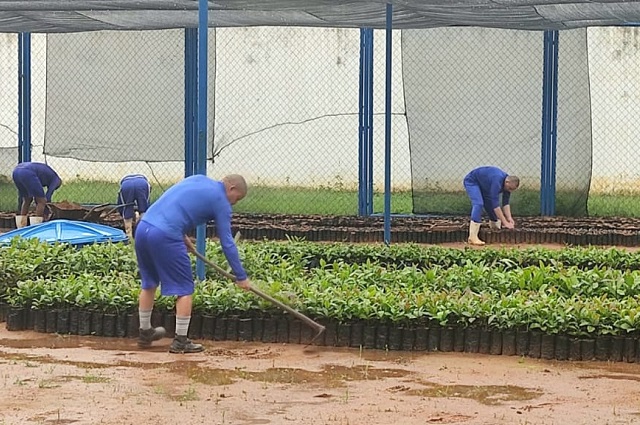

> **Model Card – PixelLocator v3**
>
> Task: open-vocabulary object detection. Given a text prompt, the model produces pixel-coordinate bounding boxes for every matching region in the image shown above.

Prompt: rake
[191,249,326,346]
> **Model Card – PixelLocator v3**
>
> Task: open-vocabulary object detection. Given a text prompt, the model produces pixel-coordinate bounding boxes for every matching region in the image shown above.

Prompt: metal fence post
[358,28,374,216]
[17,32,32,209]
[195,0,209,281]
[540,30,559,216]
[185,28,198,178]
[384,4,393,244]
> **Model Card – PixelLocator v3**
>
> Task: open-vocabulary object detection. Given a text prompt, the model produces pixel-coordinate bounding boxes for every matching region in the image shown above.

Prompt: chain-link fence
[588,27,640,217]
[406,28,592,217]
[1,27,639,217]
[0,34,19,211]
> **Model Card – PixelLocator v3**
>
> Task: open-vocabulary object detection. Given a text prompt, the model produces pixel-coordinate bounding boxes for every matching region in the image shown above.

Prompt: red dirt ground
[1,328,640,425]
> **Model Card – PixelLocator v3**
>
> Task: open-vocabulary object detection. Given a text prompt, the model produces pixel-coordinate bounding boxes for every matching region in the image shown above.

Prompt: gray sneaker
[138,327,166,348]
[169,335,205,354]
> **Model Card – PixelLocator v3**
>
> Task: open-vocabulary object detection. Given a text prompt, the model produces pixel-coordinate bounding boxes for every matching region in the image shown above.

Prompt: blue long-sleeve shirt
[141,175,247,281]
[464,166,510,209]
[15,162,62,202]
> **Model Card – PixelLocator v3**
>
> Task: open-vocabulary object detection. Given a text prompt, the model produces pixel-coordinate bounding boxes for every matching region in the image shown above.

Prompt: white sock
[175,316,191,337]
[139,309,152,330]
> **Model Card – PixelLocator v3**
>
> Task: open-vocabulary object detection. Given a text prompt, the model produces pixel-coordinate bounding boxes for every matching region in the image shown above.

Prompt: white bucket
[29,216,43,226]
[15,215,27,229]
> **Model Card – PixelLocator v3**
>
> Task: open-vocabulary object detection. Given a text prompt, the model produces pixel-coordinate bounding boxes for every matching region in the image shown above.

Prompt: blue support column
[195,0,209,280]
[358,28,374,216]
[383,4,393,244]
[358,29,366,215]
[184,28,198,177]
[17,33,32,210]
[366,30,374,215]
[17,32,32,164]
[540,30,559,216]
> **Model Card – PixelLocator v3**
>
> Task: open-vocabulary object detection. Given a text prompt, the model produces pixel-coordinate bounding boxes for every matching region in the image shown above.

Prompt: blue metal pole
[540,30,559,216]
[195,0,209,280]
[17,33,32,210]
[17,33,32,164]
[359,28,375,217]
[540,32,550,216]
[184,29,195,177]
[383,4,392,244]
[358,29,366,216]
[18,34,23,165]
[23,33,31,164]
[549,30,559,215]
[17,34,23,211]
[366,29,374,215]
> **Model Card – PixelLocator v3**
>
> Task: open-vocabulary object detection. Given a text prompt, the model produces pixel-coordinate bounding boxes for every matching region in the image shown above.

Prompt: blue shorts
[12,167,45,199]
[118,178,150,219]
[134,221,194,296]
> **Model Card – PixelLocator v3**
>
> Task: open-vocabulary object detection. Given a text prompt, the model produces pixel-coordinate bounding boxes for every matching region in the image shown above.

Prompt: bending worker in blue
[134,174,251,354]
[117,174,151,240]
[463,166,520,246]
[12,162,62,228]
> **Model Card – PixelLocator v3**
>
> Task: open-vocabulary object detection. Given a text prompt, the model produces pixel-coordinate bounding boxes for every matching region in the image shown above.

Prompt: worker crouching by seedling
[117,174,151,240]
[12,162,62,228]
[463,166,520,246]
[134,174,252,354]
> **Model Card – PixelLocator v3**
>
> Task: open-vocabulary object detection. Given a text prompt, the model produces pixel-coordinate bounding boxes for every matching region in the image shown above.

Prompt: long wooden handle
[192,249,325,334]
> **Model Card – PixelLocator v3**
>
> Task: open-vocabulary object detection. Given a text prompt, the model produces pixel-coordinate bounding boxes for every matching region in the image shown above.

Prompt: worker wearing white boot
[12,162,62,228]
[117,174,151,240]
[463,166,520,246]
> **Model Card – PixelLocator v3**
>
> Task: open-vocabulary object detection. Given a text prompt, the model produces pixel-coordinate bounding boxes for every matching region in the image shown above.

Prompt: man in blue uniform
[463,166,520,246]
[12,162,62,228]
[134,174,251,353]
[117,174,151,240]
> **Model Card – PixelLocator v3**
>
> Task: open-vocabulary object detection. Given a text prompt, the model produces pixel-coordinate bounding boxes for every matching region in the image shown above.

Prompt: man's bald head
[504,175,520,192]
[222,174,248,205]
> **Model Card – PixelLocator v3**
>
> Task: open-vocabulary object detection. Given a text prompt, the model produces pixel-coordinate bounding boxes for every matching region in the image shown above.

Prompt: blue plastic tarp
[0,219,128,247]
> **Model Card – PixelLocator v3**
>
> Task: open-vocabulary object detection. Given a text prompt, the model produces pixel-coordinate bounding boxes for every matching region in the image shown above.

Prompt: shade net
[404,27,592,217]
[43,29,215,163]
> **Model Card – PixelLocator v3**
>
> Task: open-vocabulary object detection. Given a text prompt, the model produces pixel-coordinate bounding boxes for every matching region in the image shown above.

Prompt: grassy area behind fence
[0,179,638,217]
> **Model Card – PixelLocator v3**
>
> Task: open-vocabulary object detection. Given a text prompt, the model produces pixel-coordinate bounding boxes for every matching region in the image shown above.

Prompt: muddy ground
[2,215,640,424]
[1,328,640,425]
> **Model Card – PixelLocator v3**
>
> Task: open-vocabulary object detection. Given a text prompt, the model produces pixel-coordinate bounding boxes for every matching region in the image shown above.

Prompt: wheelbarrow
[47,202,134,222]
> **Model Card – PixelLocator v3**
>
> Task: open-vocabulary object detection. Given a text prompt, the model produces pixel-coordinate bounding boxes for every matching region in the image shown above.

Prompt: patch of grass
[172,386,199,402]
[1,179,639,217]
[38,379,60,389]
[82,374,110,384]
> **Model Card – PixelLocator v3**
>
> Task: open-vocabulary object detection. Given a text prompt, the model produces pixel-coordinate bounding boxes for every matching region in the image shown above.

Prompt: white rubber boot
[468,221,485,246]
[15,215,28,229]
[489,219,502,230]
[29,216,44,226]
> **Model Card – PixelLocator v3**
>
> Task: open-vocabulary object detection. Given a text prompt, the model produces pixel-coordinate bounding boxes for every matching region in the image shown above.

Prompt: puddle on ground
[358,349,420,364]
[0,335,154,351]
[30,374,111,389]
[557,361,640,376]
[579,373,640,382]
[0,350,410,388]
[0,351,115,369]
[0,350,204,372]
[180,363,410,387]
[0,336,278,359]
[398,381,543,405]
